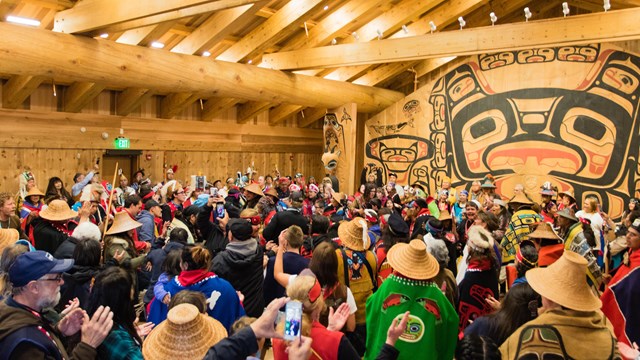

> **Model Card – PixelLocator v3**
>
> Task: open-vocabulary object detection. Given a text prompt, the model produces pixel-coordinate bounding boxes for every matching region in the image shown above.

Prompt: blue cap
[8,251,74,288]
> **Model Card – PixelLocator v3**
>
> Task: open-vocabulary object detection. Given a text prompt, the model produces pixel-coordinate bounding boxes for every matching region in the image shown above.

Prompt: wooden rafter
[160,93,201,119]
[263,7,640,70]
[63,82,106,113]
[269,104,303,126]
[116,88,154,116]
[298,108,327,128]
[2,75,45,109]
[237,101,272,124]
[216,0,326,62]
[53,0,264,34]
[201,98,242,121]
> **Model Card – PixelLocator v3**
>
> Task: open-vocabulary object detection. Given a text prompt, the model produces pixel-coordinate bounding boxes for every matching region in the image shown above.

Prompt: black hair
[124,194,142,208]
[582,222,597,248]
[455,335,501,360]
[327,221,341,240]
[477,211,499,232]
[162,249,183,277]
[169,290,207,313]
[380,225,409,253]
[369,198,382,209]
[139,184,154,200]
[310,215,330,235]
[482,282,540,345]
[515,242,538,278]
[86,267,141,345]
[73,238,101,267]
[169,228,189,244]
[45,176,72,203]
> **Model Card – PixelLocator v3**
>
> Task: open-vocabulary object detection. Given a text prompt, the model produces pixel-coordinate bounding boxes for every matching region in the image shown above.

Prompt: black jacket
[262,208,309,243]
[53,237,80,260]
[32,218,69,255]
[212,241,265,318]
[56,265,100,312]
[197,205,228,258]
[143,241,185,303]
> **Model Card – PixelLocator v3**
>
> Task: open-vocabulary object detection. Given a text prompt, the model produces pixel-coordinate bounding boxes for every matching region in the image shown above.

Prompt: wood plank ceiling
[1,0,639,127]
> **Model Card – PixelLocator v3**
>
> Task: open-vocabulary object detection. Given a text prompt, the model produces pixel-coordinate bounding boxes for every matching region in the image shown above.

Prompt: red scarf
[177,269,215,287]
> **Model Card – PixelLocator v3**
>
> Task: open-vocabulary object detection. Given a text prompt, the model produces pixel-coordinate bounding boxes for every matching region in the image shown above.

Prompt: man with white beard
[0,251,113,359]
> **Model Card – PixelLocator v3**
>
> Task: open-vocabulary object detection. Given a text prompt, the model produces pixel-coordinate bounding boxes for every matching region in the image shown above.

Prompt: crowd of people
[0,166,638,360]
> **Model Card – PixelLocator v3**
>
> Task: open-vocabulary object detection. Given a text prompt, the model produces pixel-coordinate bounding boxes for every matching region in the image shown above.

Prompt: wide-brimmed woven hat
[106,211,142,235]
[338,217,370,251]
[557,189,575,201]
[528,222,562,241]
[481,178,496,189]
[244,183,264,197]
[387,239,439,280]
[332,192,346,204]
[25,187,45,198]
[0,229,20,254]
[143,303,227,360]
[508,192,533,205]
[556,208,578,222]
[39,200,77,221]
[526,250,601,311]
[264,187,278,198]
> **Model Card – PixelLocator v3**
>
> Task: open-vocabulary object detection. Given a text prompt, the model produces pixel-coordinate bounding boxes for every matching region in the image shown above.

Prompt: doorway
[102,150,141,184]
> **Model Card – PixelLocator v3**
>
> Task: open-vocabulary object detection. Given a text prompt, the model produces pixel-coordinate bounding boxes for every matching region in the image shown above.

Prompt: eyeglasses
[175,191,185,195]
[39,275,63,283]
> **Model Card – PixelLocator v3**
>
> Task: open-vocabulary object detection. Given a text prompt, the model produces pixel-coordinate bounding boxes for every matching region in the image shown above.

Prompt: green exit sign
[114,137,130,149]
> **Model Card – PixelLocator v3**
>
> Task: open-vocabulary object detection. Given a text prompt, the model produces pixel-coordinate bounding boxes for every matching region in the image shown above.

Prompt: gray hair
[424,236,449,267]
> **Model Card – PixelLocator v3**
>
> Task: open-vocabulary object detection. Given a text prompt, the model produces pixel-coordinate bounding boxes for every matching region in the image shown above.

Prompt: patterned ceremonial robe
[500,308,621,360]
[563,222,603,288]
[500,209,543,263]
[601,250,640,346]
[365,274,458,360]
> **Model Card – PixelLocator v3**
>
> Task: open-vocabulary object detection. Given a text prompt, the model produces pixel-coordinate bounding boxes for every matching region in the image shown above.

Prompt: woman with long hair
[576,197,605,252]
[44,177,74,206]
[57,238,102,311]
[87,267,143,360]
[463,283,540,346]
[272,273,359,360]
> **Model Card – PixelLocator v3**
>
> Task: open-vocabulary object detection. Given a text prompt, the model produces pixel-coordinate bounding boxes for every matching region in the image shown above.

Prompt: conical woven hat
[509,192,533,205]
[338,217,370,251]
[25,187,45,197]
[264,187,278,198]
[526,250,601,311]
[244,183,264,197]
[105,211,142,235]
[39,200,77,221]
[558,189,575,201]
[142,304,227,360]
[528,222,562,241]
[387,239,439,280]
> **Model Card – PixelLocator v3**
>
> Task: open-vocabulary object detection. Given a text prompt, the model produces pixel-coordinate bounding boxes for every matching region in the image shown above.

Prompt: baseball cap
[9,251,74,288]
[228,219,254,241]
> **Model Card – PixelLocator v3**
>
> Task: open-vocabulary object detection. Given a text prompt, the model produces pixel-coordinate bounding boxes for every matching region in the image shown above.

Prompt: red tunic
[273,321,343,360]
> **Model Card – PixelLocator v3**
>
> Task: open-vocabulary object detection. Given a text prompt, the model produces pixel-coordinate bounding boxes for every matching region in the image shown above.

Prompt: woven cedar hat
[338,218,370,251]
[387,239,439,280]
[526,250,601,311]
[556,208,578,222]
[244,183,264,197]
[105,211,142,235]
[557,189,576,201]
[508,192,534,205]
[332,192,346,204]
[39,200,77,221]
[25,187,45,197]
[264,187,278,199]
[143,303,227,360]
[528,222,562,241]
[0,229,20,254]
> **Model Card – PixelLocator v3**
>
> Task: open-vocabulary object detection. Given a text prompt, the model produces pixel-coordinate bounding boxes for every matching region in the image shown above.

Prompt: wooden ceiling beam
[269,104,303,126]
[116,87,154,116]
[0,22,402,112]
[280,0,387,52]
[216,0,326,63]
[63,82,106,113]
[0,0,20,20]
[298,108,327,128]
[319,0,483,81]
[160,93,201,119]
[2,75,45,109]
[263,7,640,70]
[53,0,264,34]
[170,2,266,55]
[237,101,272,124]
[201,97,241,121]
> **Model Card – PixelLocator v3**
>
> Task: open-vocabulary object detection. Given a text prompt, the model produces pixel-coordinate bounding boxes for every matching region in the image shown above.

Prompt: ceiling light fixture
[202,51,211,57]
[100,33,109,38]
[6,15,40,27]
[150,41,165,49]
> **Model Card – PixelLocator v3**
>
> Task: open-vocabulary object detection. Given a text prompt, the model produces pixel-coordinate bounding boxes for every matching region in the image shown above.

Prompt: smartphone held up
[283,300,303,341]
